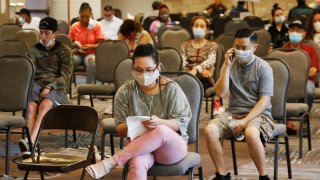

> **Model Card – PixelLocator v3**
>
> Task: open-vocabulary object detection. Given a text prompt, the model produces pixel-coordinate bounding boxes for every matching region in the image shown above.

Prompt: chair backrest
[210,15,233,39]
[243,16,265,30]
[216,33,235,52]
[0,24,20,41]
[16,29,40,48]
[34,105,99,163]
[264,58,290,124]
[158,27,191,52]
[162,72,203,151]
[95,40,130,82]
[0,40,29,56]
[255,29,271,57]
[157,47,182,72]
[57,20,69,35]
[267,48,310,102]
[55,34,72,48]
[224,20,249,34]
[115,59,134,90]
[143,16,158,32]
[0,55,34,113]
[213,42,225,81]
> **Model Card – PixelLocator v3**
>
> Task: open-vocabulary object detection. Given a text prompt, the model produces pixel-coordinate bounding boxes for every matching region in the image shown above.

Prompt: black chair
[122,72,204,180]
[243,16,265,30]
[0,55,34,175]
[16,105,99,180]
[230,58,292,180]
[210,15,232,39]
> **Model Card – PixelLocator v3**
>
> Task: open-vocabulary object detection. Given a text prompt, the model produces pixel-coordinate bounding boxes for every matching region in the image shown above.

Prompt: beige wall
[163,0,315,20]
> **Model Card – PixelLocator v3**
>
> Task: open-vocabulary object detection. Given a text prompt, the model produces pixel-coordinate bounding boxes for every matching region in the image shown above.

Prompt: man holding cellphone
[205,28,274,180]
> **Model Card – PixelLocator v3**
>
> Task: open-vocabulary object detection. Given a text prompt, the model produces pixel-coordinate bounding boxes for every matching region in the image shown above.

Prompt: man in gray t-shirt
[205,28,274,180]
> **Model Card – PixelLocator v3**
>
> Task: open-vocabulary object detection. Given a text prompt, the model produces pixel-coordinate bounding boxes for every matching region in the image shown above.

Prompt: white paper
[126,116,150,140]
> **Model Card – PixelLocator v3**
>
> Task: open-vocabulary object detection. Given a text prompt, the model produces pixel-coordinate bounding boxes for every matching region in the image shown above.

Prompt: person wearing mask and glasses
[181,16,218,91]
[85,44,191,180]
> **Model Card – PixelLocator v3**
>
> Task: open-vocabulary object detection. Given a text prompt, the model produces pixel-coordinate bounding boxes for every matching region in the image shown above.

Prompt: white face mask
[131,69,160,87]
[88,18,95,30]
[275,15,285,24]
[40,38,55,49]
[18,17,25,24]
[235,49,253,64]
[314,22,320,33]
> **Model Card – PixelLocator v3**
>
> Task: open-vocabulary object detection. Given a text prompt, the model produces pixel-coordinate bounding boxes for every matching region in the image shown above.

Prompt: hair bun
[273,3,279,9]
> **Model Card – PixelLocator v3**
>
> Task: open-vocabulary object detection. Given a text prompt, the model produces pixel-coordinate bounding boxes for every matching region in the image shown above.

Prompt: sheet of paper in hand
[126,116,150,140]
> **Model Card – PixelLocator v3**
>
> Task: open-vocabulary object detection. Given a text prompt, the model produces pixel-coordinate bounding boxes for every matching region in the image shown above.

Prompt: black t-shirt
[268,22,289,49]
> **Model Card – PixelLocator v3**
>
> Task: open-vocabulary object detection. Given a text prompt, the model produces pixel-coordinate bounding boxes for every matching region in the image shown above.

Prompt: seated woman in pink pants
[86,43,191,180]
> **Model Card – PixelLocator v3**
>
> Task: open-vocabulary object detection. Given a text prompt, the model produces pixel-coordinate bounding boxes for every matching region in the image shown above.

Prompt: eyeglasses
[132,66,158,76]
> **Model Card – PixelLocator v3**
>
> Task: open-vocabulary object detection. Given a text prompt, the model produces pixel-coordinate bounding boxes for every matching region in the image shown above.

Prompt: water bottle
[227,116,244,141]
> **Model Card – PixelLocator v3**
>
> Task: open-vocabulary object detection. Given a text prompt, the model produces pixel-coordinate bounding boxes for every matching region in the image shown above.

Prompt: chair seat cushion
[147,152,201,176]
[314,88,320,98]
[0,115,25,128]
[286,103,308,117]
[77,84,115,95]
[271,124,286,138]
[100,118,117,133]
[204,87,215,98]
[18,148,88,172]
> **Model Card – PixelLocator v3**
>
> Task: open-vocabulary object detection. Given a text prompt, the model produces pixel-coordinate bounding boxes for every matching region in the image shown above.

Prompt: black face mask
[160,14,169,22]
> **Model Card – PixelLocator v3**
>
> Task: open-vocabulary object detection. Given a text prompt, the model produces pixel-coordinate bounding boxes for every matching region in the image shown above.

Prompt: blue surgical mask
[289,32,303,44]
[18,17,25,24]
[235,49,253,64]
[193,28,206,39]
[88,18,95,30]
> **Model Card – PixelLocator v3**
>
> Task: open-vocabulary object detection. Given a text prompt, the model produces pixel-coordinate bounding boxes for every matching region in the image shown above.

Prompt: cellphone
[229,50,235,61]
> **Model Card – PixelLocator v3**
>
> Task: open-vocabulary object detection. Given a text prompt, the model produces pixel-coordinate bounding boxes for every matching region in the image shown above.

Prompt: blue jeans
[73,54,95,84]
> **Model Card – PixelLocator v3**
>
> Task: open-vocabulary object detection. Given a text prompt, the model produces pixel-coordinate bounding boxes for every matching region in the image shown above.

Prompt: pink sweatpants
[113,125,188,180]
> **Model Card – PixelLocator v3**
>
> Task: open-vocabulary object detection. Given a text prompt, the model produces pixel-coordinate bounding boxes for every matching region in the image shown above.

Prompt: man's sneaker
[212,172,231,180]
[259,175,270,180]
[18,139,29,153]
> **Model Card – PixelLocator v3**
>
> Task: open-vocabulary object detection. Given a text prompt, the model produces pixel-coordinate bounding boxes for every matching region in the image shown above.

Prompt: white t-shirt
[100,16,123,40]
[22,17,41,32]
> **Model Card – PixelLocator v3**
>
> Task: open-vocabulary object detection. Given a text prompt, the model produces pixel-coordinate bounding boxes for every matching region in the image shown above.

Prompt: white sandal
[86,158,116,179]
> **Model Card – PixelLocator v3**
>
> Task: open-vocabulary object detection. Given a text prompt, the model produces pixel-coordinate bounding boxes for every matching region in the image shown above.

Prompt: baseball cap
[15,8,30,16]
[39,17,58,32]
[288,17,307,30]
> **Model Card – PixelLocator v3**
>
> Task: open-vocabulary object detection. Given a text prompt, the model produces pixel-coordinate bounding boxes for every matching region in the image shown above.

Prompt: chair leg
[120,137,124,149]
[110,133,115,156]
[77,94,81,105]
[122,166,128,180]
[274,137,279,180]
[285,136,292,179]
[306,115,312,151]
[198,166,204,180]
[101,131,106,160]
[205,98,209,113]
[40,172,45,180]
[73,129,77,143]
[210,97,214,119]
[24,170,29,180]
[5,128,11,175]
[90,95,94,107]
[188,167,195,180]
[65,129,68,148]
[231,139,238,175]
[299,115,304,158]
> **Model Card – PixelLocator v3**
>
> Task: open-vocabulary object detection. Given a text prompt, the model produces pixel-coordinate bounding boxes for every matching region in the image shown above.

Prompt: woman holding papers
[86,43,192,179]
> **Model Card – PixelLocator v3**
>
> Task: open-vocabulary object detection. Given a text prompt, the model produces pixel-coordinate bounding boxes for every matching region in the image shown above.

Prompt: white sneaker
[86,158,117,179]
[83,95,90,100]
